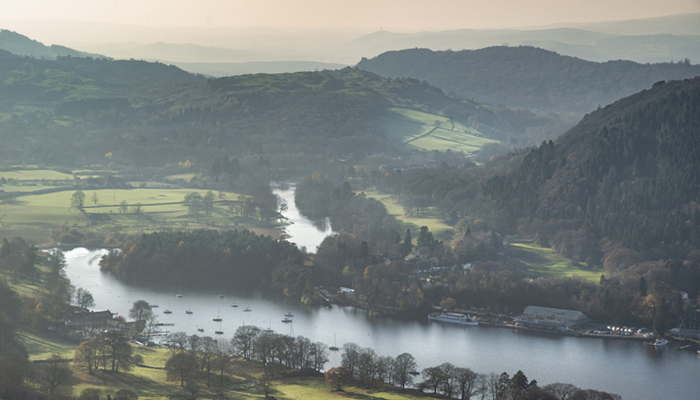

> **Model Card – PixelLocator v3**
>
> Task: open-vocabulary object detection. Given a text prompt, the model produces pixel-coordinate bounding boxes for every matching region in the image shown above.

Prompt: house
[514,306,590,330]
[66,310,114,330]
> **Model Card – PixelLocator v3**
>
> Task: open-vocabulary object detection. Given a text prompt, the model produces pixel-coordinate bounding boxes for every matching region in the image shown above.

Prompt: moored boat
[653,339,668,346]
[428,312,478,326]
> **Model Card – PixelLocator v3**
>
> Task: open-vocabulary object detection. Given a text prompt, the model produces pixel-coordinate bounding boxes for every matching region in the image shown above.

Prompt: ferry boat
[428,312,478,326]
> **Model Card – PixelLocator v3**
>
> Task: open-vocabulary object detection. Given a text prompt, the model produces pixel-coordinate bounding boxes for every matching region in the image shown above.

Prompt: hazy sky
[2,0,699,30]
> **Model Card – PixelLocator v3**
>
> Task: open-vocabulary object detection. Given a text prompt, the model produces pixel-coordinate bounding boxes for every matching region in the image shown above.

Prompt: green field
[362,190,454,243]
[0,174,276,243]
[381,108,499,154]
[21,331,436,400]
[20,331,78,361]
[508,242,605,281]
[0,169,74,181]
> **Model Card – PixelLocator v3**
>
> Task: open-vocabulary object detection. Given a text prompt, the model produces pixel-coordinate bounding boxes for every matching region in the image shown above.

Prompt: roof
[521,306,587,321]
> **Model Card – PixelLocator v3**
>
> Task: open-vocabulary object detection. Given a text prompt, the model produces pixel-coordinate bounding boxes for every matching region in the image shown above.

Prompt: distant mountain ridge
[356,46,700,112]
[0,29,104,59]
[347,14,700,64]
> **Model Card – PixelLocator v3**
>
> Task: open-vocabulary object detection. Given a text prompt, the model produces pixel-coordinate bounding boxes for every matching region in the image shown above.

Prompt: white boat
[329,333,339,351]
[653,339,668,346]
[282,317,293,323]
[285,312,294,317]
[176,285,184,298]
[231,303,238,308]
[428,312,478,326]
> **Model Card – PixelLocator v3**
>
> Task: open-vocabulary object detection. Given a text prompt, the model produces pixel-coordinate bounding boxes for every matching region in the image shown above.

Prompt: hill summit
[0,29,104,59]
[356,46,700,113]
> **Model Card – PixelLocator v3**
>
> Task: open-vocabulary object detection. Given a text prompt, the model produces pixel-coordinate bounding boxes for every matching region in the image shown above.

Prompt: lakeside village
[60,248,700,352]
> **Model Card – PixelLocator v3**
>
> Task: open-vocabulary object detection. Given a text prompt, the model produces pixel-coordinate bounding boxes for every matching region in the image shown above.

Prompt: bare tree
[341,342,360,378]
[231,325,259,359]
[454,367,481,400]
[168,331,189,355]
[200,336,217,387]
[393,352,417,389]
[165,352,199,387]
[40,353,74,399]
[214,339,234,387]
[543,383,581,400]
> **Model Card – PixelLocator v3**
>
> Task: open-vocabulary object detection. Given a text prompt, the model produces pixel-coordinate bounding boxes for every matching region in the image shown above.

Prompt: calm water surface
[62,188,698,400]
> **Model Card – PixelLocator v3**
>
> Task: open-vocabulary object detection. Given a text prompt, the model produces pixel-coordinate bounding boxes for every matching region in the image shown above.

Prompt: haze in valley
[1,0,698,70]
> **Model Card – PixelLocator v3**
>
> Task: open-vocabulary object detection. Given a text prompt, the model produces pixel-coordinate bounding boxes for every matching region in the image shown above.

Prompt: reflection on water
[63,250,698,399]
[273,183,334,251]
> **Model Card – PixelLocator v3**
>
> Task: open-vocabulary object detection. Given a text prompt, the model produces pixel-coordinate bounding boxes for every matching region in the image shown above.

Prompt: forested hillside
[356,46,700,112]
[482,77,700,291]
[0,50,549,169]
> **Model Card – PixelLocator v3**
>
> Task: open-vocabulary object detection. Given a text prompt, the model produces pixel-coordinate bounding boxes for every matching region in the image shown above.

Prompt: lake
[61,186,698,400]
[63,247,698,400]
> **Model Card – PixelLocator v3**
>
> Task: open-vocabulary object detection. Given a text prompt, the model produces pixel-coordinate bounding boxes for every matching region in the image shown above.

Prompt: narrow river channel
[62,186,698,400]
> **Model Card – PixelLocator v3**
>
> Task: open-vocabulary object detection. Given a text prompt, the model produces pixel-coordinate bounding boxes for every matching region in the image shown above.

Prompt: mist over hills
[0,49,549,168]
[356,46,700,113]
[0,29,104,59]
[0,48,206,104]
[2,13,698,66]
[346,14,700,64]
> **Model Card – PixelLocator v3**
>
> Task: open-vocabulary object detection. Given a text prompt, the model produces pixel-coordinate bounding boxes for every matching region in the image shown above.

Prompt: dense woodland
[356,46,700,113]
[98,230,302,289]
[292,78,700,331]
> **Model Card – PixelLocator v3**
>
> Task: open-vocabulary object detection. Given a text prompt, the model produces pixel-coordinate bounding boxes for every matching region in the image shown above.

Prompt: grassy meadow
[362,190,454,243]
[381,107,498,154]
[508,242,605,281]
[0,168,279,243]
[20,330,439,400]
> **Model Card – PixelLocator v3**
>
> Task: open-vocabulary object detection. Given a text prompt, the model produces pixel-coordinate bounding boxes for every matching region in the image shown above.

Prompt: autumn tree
[73,339,104,374]
[325,367,350,391]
